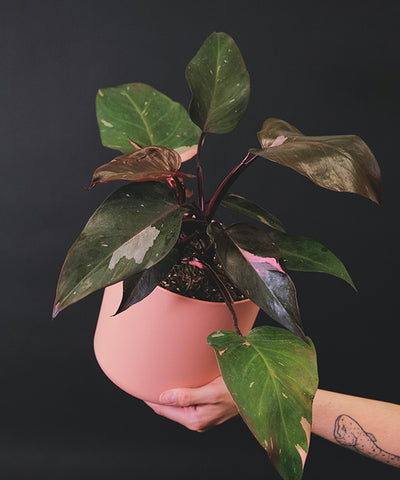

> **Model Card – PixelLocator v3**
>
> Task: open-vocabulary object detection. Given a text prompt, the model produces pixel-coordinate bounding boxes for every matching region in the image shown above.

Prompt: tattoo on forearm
[334,415,400,468]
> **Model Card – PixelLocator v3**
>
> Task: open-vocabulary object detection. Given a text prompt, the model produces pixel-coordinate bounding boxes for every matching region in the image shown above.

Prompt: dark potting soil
[159,261,247,302]
[159,238,247,302]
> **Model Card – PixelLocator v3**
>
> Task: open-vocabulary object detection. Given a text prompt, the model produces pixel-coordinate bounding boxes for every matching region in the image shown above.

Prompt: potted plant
[53,32,382,480]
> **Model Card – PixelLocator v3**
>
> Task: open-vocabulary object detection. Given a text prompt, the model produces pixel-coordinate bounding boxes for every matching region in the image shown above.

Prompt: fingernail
[159,392,176,405]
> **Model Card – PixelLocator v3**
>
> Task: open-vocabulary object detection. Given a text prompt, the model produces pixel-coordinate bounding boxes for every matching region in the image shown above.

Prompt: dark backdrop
[1,1,399,479]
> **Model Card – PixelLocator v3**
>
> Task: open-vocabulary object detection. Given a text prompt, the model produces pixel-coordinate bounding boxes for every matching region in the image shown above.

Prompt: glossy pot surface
[94,283,259,403]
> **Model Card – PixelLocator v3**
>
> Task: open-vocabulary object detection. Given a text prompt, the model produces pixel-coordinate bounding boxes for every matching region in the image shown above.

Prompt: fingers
[145,401,198,429]
[146,401,238,432]
[145,402,217,432]
[144,376,239,432]
[158,376,228,407]
[158,386,214,407]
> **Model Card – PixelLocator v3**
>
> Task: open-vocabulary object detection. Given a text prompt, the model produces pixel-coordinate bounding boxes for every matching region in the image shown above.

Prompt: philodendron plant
[53,32,382,480]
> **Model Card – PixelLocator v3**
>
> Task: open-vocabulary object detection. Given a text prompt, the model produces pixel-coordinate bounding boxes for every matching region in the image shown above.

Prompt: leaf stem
[166,177,186,204]
[196,132,206,212]
[183,258,242,335]
[206,153,257,220]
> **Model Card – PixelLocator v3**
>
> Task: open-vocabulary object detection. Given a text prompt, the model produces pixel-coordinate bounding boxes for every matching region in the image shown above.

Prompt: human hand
[144,376,239,432]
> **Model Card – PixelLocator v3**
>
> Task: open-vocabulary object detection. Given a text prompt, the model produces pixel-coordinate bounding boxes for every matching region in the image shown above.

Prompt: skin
[145,377,400,468]
[145,376,238,433]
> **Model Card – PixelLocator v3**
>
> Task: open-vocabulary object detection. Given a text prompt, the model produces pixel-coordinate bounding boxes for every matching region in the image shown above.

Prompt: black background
[1,1,399,479]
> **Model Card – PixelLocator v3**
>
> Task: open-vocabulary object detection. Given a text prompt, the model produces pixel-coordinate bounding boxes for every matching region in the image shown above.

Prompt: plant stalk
[196,132,206,212]
[206,153,257,220]
[185,258,242,336]
[166,176,186,204]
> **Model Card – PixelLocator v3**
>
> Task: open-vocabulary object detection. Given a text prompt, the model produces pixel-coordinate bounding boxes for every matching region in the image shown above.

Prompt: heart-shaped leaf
[269,231,356,289]
[207,222,305,340]
[221,193,285,232]
[249,118,382,204]
[115,248,179,315]
[96,83,201,157]
[88,145,195,189]
[53,182,185,317]
[208,327,318,480]
[185,32,250,134]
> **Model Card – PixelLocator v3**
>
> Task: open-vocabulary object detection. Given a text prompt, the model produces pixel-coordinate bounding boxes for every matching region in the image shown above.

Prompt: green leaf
[115,248,179,315]
[96,83,201,156]
[53,182,185,317]
[269,231,356,290]
[207,222,305,340]
[185,32,250,134]
[249,118,382,204]
[88,145,195,189]
[221,193,285,232]
[208,327,318,480]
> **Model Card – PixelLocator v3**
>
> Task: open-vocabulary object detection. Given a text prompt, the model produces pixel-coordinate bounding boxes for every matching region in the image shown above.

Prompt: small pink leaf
[88,145,195,189]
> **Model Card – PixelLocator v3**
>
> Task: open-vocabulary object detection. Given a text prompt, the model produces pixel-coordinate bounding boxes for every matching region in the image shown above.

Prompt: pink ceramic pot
[93,283,259,403]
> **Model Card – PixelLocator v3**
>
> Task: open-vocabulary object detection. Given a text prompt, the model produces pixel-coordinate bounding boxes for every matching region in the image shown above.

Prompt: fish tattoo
[334,415,400,467]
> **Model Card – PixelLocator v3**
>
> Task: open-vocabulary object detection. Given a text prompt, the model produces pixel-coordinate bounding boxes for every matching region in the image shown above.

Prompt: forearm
[149,379,400,468]
[312,389,400,467]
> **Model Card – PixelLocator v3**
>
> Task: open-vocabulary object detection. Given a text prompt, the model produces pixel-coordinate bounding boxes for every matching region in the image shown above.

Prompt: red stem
[166,176,186,204]
[206,153,257,220]
[184,258,242,335]
[196,132,206,212]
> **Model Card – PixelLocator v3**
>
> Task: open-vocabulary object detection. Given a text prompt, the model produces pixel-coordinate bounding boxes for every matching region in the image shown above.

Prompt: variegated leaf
[53,182,185,317]
[207,222,305,340]
[208,327,318,480]
[96,83,201,158]
[88,145,195,189]
[186,32,250,134]
[250,118,382,204]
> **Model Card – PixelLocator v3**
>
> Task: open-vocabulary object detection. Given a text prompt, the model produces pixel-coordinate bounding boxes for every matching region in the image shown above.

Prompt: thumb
[159,380,221,407]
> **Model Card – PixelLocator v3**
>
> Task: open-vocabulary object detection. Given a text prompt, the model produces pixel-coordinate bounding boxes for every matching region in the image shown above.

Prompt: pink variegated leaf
[88,145,195,189]
[207,221,305,340]
[250,118,382,204]
[53,182,185,317]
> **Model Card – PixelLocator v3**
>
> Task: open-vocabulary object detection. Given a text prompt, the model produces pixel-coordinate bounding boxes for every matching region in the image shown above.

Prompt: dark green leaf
[208,327,318,480]
[115,248,179,315]
[88,146,195,189]
[96,83,201,157]
[249,118,382,204]
[221,193,285,232]
[270,231,356,289]
[207,222,305,340]
[53,182,185,317]
[185,32,250,134]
